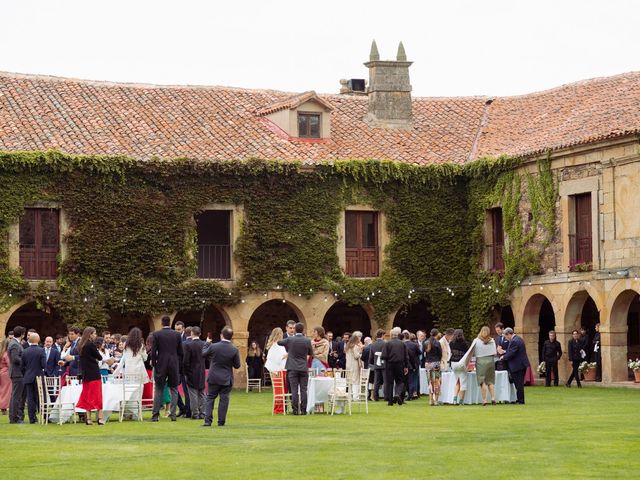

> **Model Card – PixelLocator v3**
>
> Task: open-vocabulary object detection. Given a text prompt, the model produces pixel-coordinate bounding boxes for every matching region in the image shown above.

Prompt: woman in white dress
[113,328,150,384]
[345,331,363,393]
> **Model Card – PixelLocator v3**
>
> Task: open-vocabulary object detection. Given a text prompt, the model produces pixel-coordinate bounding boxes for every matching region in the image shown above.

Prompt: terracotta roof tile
[475,72,640,158]
[1,71,640,165]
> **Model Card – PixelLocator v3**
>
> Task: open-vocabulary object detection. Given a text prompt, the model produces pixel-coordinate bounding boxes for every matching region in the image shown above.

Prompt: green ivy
[0,151,557,333]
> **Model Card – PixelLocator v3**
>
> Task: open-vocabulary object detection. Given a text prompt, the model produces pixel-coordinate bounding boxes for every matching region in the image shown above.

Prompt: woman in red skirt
[76,327,105,425]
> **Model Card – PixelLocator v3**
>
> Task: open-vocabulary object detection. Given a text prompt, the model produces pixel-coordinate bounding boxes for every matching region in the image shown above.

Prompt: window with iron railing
[345,211,379,277]
[19,208,59,279]
[195,210,231,279]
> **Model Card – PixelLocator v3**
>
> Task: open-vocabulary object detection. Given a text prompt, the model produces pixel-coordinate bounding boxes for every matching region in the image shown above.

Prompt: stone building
[1,42,639,384]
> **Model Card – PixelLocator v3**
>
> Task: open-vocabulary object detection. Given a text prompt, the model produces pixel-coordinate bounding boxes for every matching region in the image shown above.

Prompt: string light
[323,296,328,302]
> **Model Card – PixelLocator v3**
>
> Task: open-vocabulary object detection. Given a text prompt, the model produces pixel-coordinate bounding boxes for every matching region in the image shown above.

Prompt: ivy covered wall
[0,151,557,332]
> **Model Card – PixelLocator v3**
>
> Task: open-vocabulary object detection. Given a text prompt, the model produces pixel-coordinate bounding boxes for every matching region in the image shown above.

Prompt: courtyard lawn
[1,386,638,479]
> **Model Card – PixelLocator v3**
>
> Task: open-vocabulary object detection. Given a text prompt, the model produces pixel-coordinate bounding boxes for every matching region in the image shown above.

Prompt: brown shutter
[574,193,592,264]
[20,209,59,279]
[345,211,379,277]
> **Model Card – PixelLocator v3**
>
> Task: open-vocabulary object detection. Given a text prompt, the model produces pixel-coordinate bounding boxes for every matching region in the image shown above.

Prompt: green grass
[1,387,639,479]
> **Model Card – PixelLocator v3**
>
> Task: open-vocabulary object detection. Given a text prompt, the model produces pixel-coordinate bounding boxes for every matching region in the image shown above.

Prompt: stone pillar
[601,330,628,383]
[233,331,249,386]
[555,330,572,383]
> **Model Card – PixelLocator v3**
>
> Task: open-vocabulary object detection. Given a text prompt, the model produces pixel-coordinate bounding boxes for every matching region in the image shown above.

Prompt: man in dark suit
[59,325,82,379]
[151,316,184,422]
[8,325,26,424]
[381,327,409,406]
[278,322,313,415]
[174,322,191,418]
[283,320,296,339]
[368,329,386,401]
[201,326,241,427]
[500,328,530,404]
[494,322,509,371]
[22,333,46,424]
[43,336,61,377]
[542,330,562,387]
[183,326,206,420]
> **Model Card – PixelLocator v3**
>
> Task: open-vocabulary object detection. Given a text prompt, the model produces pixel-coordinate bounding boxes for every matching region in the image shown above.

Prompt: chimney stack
[363,40,413,128]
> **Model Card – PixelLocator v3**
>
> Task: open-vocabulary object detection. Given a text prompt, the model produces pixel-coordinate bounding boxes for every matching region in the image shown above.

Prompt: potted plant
[628,358,640,383]
[579,361,597,381]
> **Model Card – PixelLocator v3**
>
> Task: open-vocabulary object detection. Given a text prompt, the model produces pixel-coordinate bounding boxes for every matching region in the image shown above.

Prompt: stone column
[233,330,249,386]
[554,330,572,383]
[601,329,628,383]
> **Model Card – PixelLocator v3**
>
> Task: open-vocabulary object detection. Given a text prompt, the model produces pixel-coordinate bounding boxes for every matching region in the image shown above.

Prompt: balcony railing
[197,244,231,280]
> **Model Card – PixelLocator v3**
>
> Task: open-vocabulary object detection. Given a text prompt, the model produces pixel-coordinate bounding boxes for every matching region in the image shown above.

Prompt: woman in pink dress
[0,339,12,414]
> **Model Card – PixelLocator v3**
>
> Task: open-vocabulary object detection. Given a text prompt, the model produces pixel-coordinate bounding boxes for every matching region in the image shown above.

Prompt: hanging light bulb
[366,296,370,301]
[408,294,412,299]
[123,298,127,303]
[158,289,162,294]
[309,288,313,292]
[46,295,50,300]
[282,299,286,303]
[323,296,328,302]
[84,297,88,302]
[202,299,206,304]
[193,291,197,295]
[241,299,246,303]
[161,299,165,304]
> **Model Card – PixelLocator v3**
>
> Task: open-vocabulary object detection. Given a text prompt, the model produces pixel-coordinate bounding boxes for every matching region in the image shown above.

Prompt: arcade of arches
[2,279,640,383]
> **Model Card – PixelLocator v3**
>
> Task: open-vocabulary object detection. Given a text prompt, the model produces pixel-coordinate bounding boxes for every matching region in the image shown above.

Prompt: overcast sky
[2,0,638,97]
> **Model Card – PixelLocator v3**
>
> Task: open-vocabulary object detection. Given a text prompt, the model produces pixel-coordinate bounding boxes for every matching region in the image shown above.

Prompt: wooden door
[345,211,379,277]
[574,193,592,264]
[19,209,59,279]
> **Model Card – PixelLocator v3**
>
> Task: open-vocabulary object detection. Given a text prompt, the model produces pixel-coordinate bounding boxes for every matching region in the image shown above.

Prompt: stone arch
[3,301,67,340]
[608,287,639,381]
[0,300,29,339]
[393,300,439,334]
[522,293,554,335]
[247,299,305,349]
[564,290,600,334]
[173,305,231,339]
[322,302,372,339]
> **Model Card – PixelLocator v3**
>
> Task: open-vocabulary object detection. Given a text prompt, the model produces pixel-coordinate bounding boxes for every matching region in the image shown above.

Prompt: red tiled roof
[475,72,640,158]
[1,70,640,165]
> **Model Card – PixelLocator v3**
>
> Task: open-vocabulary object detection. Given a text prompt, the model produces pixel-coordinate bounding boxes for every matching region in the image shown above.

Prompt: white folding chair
[37,376,76,425]
[246,364,262,393]
[328,369,352,416]
[114,373,143,422]
[66,375,81,386]
[269,371,292,415]
[352,368,370,414]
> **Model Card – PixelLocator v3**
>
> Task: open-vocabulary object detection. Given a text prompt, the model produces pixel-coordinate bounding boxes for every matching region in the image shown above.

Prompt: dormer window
[256,91,333,140]
[298,112,321,138]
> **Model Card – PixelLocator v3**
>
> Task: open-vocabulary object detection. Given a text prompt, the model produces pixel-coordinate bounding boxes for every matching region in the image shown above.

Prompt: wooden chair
[36,376,76,425]
[246,364,262,393]
[114,373,143,422]
[269,371,292,415]
[352,368,370,414]
[328,369,352,416]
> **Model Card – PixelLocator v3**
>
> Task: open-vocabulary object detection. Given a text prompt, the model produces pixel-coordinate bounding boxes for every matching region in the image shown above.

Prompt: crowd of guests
[256,320,532,414]
[0,318,240,426]
[0,317,600,423]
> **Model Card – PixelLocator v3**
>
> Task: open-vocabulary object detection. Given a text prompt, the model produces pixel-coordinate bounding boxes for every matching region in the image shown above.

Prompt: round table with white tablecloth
[306,376,348,414]
[49,381,143,423]
[441,370,516,404]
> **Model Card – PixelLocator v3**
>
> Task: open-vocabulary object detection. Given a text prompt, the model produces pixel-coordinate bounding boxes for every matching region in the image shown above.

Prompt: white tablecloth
[306,376,347,414]
[50,382,143,423]
[437,370,516,404]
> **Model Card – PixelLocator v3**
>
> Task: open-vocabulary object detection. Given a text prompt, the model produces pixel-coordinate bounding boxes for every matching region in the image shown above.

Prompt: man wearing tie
[500,328,530,404]
[278,322,313,415]
[22,333,46,424]
[494,322,509,371]
[43,336,61,377]
[59,326,82,379]
[201,326,241,427]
